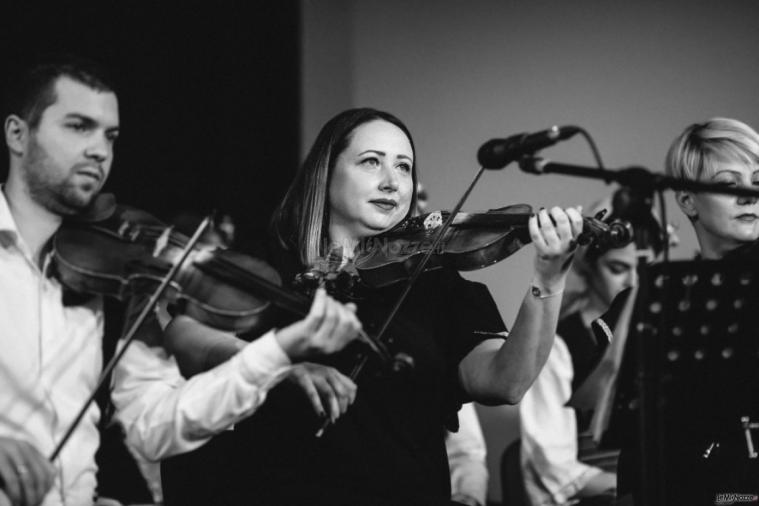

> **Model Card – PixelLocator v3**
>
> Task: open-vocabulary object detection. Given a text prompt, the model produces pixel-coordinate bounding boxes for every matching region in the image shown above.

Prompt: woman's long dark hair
[271,108,418,266]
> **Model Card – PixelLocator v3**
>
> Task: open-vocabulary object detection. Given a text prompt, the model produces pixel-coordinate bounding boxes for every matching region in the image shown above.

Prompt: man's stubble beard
[23,135,100,216]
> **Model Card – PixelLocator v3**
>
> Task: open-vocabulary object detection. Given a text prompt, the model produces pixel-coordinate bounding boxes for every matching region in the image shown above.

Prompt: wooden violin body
[54,203,281,333]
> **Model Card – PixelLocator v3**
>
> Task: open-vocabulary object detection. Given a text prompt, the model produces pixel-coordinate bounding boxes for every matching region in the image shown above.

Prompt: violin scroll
[578,210,634,252]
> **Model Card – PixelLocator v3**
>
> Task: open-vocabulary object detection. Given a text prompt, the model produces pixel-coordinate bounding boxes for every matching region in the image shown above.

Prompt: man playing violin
[1,57,363,506]
[1,56,119,506]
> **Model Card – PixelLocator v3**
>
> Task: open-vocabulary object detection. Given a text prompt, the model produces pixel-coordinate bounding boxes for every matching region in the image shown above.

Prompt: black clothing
[95,298,154,504]
[555,310,618,506]
[163,248,506,506]
[557,312,607,394]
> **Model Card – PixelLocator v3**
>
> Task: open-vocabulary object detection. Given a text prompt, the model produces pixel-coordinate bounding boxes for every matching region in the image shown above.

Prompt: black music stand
[605,259,759,505]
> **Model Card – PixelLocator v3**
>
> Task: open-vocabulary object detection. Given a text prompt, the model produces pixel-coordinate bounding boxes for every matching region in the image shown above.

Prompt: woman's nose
[379,165,399,192]
[736,175,759,205]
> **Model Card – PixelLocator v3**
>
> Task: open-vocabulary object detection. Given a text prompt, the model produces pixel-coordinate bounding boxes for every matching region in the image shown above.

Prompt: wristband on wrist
[530,285,564,299]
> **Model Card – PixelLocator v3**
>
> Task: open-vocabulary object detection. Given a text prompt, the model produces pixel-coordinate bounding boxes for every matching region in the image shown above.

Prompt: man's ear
[674,190,697,219]
[4,115,28,156]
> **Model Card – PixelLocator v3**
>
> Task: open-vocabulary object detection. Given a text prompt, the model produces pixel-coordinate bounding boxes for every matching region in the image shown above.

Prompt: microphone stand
[519,158,759,198]
[518,156,759,506]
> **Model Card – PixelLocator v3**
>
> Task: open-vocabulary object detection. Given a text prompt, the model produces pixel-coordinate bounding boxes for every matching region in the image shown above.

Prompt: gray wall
[302,0,759,501]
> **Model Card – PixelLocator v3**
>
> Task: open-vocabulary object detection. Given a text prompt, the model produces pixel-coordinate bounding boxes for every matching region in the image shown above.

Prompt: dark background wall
[0,1,300,244]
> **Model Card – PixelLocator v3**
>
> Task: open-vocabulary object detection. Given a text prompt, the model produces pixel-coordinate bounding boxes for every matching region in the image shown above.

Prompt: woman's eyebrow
[358,150,385,157]
[710,169,742,178]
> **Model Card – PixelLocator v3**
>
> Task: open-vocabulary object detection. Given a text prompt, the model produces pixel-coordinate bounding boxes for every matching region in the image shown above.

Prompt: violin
[55,200,282,333]
[353,204,634,287]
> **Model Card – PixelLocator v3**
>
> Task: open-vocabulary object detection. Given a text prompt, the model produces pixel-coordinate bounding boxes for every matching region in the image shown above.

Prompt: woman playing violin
[160,107,584,506]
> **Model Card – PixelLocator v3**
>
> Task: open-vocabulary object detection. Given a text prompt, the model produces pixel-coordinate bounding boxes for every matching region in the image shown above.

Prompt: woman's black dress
[162,246,507,506]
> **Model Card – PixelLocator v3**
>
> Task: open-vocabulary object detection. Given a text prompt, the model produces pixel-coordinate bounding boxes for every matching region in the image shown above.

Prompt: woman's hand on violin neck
[274,288,362,361]
[529,206,583,289]
[285,363,357,423]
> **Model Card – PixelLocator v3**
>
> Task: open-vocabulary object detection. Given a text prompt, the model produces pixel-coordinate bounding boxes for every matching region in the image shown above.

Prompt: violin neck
[449,211,530,228]
[196,257,311,318]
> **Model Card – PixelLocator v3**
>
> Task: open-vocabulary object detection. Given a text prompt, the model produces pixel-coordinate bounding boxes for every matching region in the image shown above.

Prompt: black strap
[96,297,126,428]
[95,297,153,502]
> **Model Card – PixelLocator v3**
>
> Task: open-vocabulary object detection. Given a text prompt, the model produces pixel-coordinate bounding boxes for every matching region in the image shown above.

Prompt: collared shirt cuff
[238,330,292,384]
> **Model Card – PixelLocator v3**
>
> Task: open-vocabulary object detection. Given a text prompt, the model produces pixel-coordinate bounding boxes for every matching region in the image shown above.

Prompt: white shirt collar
[0,185,20,246]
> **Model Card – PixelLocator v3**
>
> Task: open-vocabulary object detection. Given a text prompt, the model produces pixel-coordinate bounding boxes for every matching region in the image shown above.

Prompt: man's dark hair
[3,55,116,129]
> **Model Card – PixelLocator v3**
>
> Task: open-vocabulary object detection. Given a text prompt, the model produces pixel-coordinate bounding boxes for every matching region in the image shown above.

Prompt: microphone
[477,125,581,169]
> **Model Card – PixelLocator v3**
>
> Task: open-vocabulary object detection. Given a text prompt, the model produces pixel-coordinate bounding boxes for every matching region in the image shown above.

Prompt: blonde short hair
[665,117,759,181]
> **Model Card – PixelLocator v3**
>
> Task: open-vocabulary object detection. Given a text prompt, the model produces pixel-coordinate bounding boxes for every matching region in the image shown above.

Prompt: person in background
[520,190,668,506]
[447,403,489,506]
[617,117,759,503]
[666,118,759,260]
